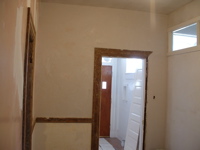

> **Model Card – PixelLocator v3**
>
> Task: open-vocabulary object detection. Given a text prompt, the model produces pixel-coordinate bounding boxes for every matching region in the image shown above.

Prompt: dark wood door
[100,66,112,137]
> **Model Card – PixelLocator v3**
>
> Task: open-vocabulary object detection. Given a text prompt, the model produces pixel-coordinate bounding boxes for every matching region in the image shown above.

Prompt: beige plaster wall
[166,1,200,149]
[30,0,39,30]
[168,0,200,27]
[34,2,168,149]
[166,53,200,150]
[32,123,91,150]
[0,0,27,149]
[0,0,38,149]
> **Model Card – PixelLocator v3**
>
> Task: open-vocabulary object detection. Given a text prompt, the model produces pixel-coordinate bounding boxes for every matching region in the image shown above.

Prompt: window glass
[172,23,197,51]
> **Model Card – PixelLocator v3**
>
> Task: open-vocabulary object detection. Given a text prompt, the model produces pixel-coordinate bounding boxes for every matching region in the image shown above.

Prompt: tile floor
[99,138,124,150]
[99,138,115,150]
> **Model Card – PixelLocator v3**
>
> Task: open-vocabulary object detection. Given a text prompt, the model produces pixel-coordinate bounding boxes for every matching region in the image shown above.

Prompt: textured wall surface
[0,0,38,149]
[166,1,200,149]
[168,0,200,27]
[32,123,91,150]
[34,2,168,149]
[167,52,200,150]
[0,0,27,149]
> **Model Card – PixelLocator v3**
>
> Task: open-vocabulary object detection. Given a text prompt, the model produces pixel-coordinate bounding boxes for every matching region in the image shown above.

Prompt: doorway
[100,57,145,150]
[92,48,152,150]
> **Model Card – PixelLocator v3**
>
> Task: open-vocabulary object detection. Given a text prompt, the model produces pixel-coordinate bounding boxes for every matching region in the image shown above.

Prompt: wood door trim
[32,119,36,134]
[36,117,92,123]
[22,8,36,150]
[92,48,152,150]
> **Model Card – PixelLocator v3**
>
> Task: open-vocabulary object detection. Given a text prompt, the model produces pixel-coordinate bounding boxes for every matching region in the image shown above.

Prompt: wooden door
[124,68,145,150]
[100,66,112,137]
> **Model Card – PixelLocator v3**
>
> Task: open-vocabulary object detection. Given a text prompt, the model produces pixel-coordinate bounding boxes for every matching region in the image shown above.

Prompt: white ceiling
[41,0,194,14]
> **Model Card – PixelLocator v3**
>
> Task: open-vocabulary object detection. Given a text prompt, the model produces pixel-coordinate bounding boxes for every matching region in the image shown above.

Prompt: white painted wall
[166,1,200,149]
[0,1,27,150]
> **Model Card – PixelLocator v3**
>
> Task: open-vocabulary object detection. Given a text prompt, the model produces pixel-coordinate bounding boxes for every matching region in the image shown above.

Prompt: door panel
[100,66,112,137]
[125,68,145,150]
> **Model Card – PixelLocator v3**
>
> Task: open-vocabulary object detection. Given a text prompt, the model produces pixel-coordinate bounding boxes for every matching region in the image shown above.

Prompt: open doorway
[99,57,145,150]
[92,48,152,150]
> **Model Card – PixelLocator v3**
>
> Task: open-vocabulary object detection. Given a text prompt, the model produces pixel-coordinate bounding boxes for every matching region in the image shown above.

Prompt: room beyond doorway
[100,57,145,150]
[92,48,152,150]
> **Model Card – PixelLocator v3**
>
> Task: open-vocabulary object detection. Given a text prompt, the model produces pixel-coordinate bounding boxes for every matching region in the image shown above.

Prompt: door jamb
[92,48,152,150]
[22,8,36,150]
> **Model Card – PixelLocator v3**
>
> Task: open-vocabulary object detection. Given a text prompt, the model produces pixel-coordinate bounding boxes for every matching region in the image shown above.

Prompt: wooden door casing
[22,8,36,150]
[92,48,152,150]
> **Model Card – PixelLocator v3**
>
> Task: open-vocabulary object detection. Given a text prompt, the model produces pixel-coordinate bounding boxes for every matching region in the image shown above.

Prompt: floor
[99,138,124,150]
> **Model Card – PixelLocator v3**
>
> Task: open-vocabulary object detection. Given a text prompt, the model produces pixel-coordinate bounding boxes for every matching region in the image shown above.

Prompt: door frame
[22,8,36,150]
[92,48,152,150]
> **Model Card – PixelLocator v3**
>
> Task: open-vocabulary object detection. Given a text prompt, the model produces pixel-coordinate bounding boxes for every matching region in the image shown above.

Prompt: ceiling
[41,0,194,14]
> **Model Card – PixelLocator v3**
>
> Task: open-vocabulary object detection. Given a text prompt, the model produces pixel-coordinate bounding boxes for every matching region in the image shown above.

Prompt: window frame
[168,16,200,56]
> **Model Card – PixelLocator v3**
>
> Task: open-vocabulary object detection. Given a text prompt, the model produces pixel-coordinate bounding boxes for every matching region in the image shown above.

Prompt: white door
[124,67,145,150]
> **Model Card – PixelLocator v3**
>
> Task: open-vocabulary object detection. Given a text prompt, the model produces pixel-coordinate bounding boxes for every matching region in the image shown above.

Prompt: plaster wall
[166,1,200,149]
[34,2,168,149]
[0,0,27,149]
[168,0,200,27]
[32,123,91,150]
[166,52,200,150]
[0,0,38,149]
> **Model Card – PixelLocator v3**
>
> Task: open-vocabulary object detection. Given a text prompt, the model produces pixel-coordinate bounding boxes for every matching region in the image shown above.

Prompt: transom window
[172,23,197,51]
[169,18,200,54]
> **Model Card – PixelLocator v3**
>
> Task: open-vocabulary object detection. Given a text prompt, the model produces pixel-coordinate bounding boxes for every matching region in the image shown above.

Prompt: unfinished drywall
[34,2,168,149]
[166,1,200,149]
[0,0,27,149]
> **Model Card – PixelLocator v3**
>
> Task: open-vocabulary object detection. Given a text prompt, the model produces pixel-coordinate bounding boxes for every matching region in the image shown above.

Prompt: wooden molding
[92,48,152,150]
[36,117,93,123]
[32,119,36,134]
[22,8,36,150]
